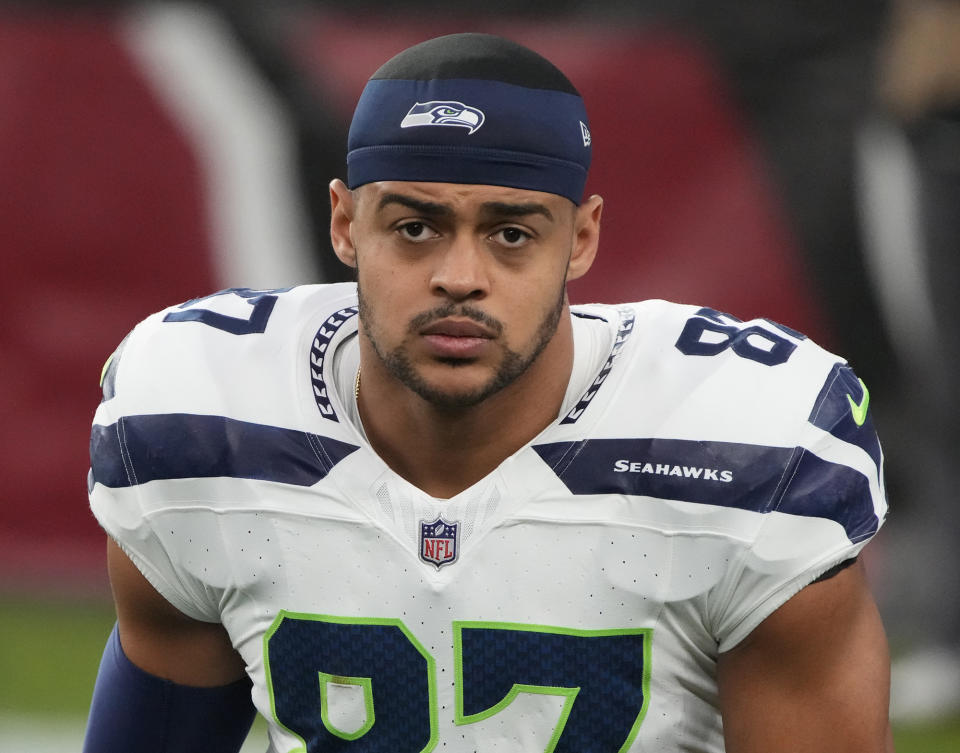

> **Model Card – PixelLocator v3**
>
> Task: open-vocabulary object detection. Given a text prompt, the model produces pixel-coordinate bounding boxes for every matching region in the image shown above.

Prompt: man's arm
[717,559,893,752]
[83,537,255,753]
[105,536,247,684]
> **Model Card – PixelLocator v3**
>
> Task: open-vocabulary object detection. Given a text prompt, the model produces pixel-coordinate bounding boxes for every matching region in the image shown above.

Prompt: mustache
[408,304,503,336]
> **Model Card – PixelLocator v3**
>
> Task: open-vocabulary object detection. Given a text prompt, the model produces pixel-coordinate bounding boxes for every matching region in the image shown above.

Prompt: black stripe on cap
[369,33,580,95]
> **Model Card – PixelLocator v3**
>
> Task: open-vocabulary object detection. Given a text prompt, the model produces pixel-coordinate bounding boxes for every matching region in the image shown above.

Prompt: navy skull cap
[347,33,592,204]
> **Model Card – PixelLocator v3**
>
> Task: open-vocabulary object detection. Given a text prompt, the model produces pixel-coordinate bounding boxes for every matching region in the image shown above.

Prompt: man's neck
[357,315,574,499]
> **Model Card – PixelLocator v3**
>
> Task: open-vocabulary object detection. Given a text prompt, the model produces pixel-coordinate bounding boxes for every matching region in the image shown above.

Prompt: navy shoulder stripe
[99,332,130,403]
[533,437,878,543]
[90,414,359,488]
[808,363,883,472]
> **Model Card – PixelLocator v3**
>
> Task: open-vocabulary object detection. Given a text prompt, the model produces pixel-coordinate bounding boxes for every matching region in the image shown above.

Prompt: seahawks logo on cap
[400,101,485,134]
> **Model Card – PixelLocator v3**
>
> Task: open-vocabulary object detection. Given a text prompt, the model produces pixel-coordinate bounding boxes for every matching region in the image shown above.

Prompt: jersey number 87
[265,612,652,753]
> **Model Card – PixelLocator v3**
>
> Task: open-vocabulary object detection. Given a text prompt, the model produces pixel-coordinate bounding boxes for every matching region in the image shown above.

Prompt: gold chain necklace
[354,366,361,401]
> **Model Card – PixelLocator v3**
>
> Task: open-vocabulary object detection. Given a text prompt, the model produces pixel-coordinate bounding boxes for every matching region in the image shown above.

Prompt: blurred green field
[2,595,959,751]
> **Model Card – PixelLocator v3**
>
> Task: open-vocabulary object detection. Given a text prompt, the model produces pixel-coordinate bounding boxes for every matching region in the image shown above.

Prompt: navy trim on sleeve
[533,437,879,542]
[83,624,255,753]
[90,414,360,488]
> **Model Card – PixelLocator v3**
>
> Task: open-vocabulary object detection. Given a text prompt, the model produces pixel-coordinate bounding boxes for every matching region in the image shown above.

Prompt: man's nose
[429,235,490,301]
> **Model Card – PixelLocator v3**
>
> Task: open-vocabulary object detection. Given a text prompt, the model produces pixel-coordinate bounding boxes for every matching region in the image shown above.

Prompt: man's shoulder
[142,283,356,333]
[580,299,844,382]
[98,283,359,417]
[571,299,858,443]
[118,282,356,354]
[544,299,885,554]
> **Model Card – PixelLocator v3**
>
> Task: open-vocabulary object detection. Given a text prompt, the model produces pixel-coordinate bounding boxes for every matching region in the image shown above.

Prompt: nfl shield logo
[419,517,459,569]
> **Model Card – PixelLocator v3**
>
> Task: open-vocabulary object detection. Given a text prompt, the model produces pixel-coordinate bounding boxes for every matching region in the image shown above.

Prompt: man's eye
[493,227,531,247]
[397,222,437,242]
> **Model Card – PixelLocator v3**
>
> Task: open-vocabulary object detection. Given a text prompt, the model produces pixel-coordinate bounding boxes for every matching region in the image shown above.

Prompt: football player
[84,33,892,752]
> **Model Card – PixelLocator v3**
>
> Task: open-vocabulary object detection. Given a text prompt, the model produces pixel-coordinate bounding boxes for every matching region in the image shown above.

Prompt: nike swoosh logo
[99,352,115,387]
[846,378,870,427]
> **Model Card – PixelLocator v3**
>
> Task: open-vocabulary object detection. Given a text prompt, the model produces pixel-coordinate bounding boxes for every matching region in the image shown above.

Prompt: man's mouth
[419,318,495,358]
[420,319,495,339]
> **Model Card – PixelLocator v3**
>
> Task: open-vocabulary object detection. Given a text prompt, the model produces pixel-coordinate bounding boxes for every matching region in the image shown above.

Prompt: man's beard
[357,283,567,410]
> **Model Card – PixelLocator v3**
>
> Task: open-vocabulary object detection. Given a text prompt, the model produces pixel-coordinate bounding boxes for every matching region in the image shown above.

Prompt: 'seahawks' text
[613,460,734,483]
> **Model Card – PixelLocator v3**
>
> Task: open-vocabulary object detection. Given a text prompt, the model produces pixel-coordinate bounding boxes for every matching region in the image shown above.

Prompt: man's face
[341,181,590,409]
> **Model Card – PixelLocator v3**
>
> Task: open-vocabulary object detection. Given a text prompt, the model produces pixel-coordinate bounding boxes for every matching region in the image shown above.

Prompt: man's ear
[329,179,357,268]
[566,194,603,282]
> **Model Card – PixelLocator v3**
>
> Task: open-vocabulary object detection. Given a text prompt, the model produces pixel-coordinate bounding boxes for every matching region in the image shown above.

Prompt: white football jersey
[89,284,886,753]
